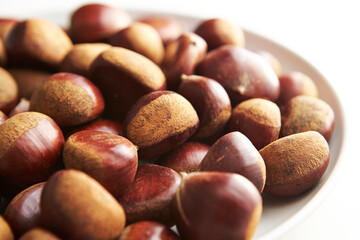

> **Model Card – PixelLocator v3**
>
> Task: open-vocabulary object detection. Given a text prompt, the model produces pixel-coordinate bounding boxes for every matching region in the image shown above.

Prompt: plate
[5,8,346,240]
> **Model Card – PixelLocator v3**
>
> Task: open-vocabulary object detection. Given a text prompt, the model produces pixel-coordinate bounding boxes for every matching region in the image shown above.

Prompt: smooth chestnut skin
[161,32,207,90]
[256,50,282,77]
[227,98,281,150]
[259,131,330,197]
[0,110,7,124]
[280,95,335,141]
[173,172,262,240]
[194,18,245,51]
[8,68,51,99]
[60,43,111,78]
[118,164,181,226]
[4,182,45,238]
[5,19,73,70]
[123,91,199,160]
[178,75,231,141]
[90,47,166,121]
[41,169,126,240]
[19,228,60,240]
[0,215,14,240]
[69,3,131,43]
[30,72,104,126]
[196,45,280,106]
[8,98,30,117]
[119,221,180,240]
[0,67,18,114]
[157,142,209,173]
[63,130,138,197]
[138,16,183,45]
[277,71,319,106]
[108,22,165,64]
[199,131,266,192]
[0,112,64,187]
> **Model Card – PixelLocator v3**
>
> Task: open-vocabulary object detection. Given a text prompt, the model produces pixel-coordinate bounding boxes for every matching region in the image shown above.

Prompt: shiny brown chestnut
[90,46,166,121]
[0,112,64,187]
[8,98,30,117]
[19,228,60,240]
[69,3,132,43]
[123,90,199,160]
[138,16,184,45]
[63,130,138,197]
[277,71,319,106]
[161,32,207,90]
[4,182,45,238]
[157,142,209,173]
[173,171,262,240]
[119,221,180,240]
[259,131,330,197]
[256,50,283,77]
[0,110,7,124]
[178,75,231,142]
[41,169,126,240]
[118,164,181,226]
[227,98,281,150]
[196,45,280,105]
[60,43,111,78]
[194,18,245,51]
[0,67,18,114]
[199,131,266,192]
[5,19,73,70]
[108,22,165,64]
[0,215,14,240]
[280,95,335,141]
[30,72,104,126]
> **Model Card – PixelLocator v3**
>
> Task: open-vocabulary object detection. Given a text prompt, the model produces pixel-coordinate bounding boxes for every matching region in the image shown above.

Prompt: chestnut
[8,98,30,117]
[119,221,180,240]
[41,169,126,240]
[5,19,73,70]
[280,95,335,141]
[108,22,165,64]
[69,3,132,43]
[173,171,262,240]
[277,71,319,106]
[227,98,281,150]
[118,164,181,226]
[0,67,18,114]
[199,131,266,192]
[178,74,231,142]
[138,16,184,45]
[196,45,280,105]
[0,18,17,40]
[194,18,245,51]
[7,68,51,99]
[161,32,207,90]
[256,50,282,77]
[19,228,60,240]
[157,142,209,173]
[0,112,64,187]
[0,38,6,66]
[0,110,7,124]
[0,215,14,240]
[60,43,111,78]
[89,46,166,121]
[259,131,330,197]
[30,72,104,126]
[123,90,199,160]
[63,130,138,197]
[4,182,45,238]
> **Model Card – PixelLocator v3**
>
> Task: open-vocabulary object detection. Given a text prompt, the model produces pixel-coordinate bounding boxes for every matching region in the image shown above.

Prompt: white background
[1,0,359,239]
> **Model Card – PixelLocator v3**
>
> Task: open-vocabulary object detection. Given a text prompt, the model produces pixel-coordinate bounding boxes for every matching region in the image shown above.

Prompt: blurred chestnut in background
[0,110,7,124]
[0,67,18,114]
[19,228,60,240]
[0,215,14,240]
[256,50,282,77]
[0,18,17,40]
[8,98,30,117]
[0,39,6,66]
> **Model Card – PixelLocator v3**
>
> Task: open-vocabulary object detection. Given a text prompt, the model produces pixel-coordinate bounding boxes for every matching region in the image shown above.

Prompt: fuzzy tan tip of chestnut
[173,171,262,240]
[0,215,14,240]
[40,169,126,240]
[259,131,330,197]
[124,90,199,160]
[19,228,60,240]
[30,72,104,126]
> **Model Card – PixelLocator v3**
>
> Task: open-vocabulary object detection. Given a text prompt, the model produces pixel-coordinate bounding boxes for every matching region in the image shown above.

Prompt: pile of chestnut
[0,3,335,240]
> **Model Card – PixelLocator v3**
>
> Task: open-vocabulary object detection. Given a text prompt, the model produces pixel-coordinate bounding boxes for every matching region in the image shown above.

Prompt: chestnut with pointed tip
[19,228,60,240]
[118,164,181,226]
[0,67,18,114]
[30,72,104,126]
[63,130,138,197]
[173,171,262,240]
[199,131,266,192]
[0,112,64,187]
[259,131,330,197]
[119,221,181,240]
[0,215,14,240]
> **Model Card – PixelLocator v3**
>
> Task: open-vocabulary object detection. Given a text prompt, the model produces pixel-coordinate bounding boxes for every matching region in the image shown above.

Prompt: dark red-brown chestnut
[119,221,181,240]
[0,67,18,114]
